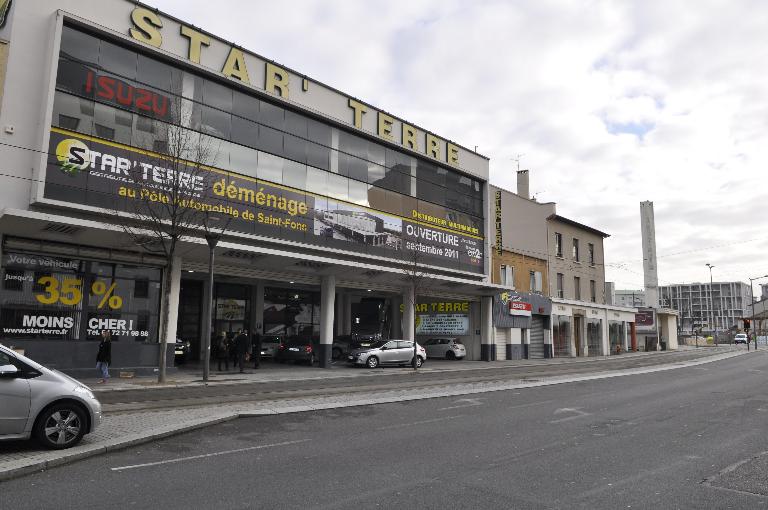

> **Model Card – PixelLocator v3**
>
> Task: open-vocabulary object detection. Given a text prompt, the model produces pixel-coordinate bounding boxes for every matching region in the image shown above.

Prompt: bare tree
[113,97,222,383]
[400,240,430,370]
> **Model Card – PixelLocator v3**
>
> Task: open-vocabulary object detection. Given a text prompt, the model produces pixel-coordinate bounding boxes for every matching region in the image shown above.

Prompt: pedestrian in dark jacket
[215,332,229,371]
[96,330,112,384]
[234,330,250,373]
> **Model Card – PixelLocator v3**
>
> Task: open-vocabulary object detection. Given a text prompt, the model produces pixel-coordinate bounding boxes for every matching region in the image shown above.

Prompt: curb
[0,349,749,482]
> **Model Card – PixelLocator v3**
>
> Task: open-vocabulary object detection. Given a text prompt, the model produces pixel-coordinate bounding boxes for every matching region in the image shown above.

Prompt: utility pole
[706,264,717,347]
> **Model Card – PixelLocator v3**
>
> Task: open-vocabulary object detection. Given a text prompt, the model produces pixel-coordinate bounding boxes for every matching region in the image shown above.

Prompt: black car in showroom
[276,337,318,365]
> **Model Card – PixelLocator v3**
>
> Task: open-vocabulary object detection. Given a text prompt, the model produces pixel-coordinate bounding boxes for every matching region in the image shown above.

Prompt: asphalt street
[3,350,768,509]
[99,349,737,413]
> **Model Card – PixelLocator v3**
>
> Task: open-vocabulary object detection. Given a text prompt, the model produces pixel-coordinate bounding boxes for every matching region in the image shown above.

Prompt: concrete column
[402,286,415,342]
[343,294,352,335]
[390,295,402,339]
[319,275,336,368]
[480,296,494,361]
[568,317,577,357]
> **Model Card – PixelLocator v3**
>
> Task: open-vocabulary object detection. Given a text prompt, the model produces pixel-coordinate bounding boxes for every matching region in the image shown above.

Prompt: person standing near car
[252,330,262,369]
[234,329,250,373]
[216,332,230,372]
[96,330,112,384]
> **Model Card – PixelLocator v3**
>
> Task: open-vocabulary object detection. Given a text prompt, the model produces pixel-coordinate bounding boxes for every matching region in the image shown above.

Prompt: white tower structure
[640,201,660,308]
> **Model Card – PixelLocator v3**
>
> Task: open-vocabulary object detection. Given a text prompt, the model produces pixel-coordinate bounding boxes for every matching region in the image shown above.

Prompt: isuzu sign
[509,301,532,317]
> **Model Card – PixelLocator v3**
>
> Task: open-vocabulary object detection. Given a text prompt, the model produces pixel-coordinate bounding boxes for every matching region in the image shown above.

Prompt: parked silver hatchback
[0,343,102,449]
[348,339,427,368]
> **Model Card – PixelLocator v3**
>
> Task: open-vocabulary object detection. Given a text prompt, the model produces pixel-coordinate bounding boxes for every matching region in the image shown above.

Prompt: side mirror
[0,364,20,378]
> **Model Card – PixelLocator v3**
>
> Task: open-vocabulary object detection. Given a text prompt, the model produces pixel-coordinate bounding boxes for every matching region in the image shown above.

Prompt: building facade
[660,282,752,335]
[0,0,503,374]
[614,289,646,308]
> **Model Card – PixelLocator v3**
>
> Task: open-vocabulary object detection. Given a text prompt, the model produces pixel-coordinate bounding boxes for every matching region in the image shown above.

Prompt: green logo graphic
[55,139,90,176]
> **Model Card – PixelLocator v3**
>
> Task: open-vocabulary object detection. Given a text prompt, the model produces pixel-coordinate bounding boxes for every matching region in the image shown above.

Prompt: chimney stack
[517,170,530,199]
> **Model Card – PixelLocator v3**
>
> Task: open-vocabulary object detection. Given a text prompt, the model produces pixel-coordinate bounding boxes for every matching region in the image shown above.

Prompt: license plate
[174,350,183,355]
[289,347,300,351]
[348,355,354,360]
[260,351,267,355]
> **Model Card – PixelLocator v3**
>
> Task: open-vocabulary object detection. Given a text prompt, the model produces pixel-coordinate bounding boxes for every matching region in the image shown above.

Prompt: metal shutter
[528,316,545,359]
[495,327,509,360]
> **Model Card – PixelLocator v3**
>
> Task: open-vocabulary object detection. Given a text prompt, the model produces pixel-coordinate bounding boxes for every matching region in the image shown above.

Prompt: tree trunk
[157,248,175,383]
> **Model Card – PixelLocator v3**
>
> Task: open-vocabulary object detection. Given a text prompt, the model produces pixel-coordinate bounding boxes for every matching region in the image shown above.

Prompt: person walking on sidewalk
[96,330,112,384]
[234,329,250,373]
[216,332,230,372]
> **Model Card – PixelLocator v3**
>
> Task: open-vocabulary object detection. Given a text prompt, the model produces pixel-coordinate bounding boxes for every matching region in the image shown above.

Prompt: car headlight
[73,385,96,399]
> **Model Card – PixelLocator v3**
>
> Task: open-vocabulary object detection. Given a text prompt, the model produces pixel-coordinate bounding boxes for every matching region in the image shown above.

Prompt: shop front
[492,290,552,360]
[551,299,637,357]
[0,239,166,376]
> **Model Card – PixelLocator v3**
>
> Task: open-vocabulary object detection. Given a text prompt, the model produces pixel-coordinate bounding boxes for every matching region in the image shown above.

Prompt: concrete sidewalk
[81,346,729,392]
[0,347,748,482]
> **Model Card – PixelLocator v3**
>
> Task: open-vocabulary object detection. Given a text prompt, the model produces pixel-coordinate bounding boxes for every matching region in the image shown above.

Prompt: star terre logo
[55,139,90,176]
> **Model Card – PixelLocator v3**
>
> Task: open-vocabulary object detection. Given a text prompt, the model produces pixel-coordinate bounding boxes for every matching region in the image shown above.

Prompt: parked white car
[0,343,102,449]
[423,338,466,360]
[734,333,748,344]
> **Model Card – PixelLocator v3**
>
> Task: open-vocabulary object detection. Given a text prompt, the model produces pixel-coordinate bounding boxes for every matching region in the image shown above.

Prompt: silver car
[423,338,467,360]
[348,339,427,369]
[0,343,102,449]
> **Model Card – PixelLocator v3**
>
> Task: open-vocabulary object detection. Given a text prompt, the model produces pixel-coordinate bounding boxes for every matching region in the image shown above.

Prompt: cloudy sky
[151,0,768,293]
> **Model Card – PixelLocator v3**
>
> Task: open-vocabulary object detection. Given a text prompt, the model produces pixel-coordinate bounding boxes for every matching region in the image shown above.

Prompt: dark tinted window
[99,40,137,80]
[259,101,284,130]
[233,91,259,121]
[60,26,100,64]
[231,115,259,147]
[203,79,233,111]
[137,54,172,91]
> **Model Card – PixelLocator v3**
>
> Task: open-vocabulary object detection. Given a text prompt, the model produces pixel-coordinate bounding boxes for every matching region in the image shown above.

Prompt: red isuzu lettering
[85,70,168,118]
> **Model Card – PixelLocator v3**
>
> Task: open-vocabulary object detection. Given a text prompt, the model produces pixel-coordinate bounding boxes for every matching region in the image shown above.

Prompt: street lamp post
[749,274,768,350]
[200,213,228,382]
[706,263,717,347]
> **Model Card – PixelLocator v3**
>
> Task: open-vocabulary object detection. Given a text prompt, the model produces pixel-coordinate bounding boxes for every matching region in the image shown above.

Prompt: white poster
[416,314,469,335]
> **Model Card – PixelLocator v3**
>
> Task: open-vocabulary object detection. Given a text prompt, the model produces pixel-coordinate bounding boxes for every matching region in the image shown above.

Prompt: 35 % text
[34,277,124,310]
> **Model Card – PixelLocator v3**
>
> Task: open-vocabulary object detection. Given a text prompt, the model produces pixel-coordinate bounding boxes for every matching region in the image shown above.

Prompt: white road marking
[377,415,464,430]
[550,407,591,424]
[110,439,311,471]
[437,398,484,411]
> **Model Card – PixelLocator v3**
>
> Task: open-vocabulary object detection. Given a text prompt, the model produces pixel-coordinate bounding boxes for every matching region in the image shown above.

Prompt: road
[99,349,736,413]
[3,350,768,508]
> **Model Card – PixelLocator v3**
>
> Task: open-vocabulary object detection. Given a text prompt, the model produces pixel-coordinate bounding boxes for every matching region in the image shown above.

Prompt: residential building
[660,282,752,335]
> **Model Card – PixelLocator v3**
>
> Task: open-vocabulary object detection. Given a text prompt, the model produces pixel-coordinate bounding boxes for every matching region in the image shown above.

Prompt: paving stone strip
[0,350,745,482]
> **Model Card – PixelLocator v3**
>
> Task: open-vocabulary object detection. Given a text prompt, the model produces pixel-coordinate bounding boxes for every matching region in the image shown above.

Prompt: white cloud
[151,0,768,290]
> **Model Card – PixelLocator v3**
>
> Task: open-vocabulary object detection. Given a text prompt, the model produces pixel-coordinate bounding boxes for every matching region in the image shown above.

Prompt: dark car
[276,337,317,365]
[174,338,191,364]
[331,335,353,360]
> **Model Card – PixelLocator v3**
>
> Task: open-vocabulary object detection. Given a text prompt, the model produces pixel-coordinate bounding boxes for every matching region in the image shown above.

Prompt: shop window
[553,315,570,357]
[134,279,149,299]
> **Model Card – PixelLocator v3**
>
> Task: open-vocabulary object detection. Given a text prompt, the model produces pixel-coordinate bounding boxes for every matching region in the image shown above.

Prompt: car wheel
[412,356,423,368]
[445,350,456,360]
[307,354,315,366]
[366,356,379,369]
[332,348,342,360]
[34,403,87,450]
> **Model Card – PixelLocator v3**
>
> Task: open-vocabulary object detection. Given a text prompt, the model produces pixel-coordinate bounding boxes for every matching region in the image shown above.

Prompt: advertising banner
[635,308,656,333]
[44,129,484,273]
[509,301,532,317]
[1,252,160,341]
[415,314,469,335]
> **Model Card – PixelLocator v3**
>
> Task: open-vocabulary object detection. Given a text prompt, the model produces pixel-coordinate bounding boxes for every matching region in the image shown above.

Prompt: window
[572,238,580,262]
[588,243,595,266]
[134,279,149,299]
[556,273,564,298]
[3,270,25,291]
[590,280,597,302]
[529,271,542,293]
[500,265,514,287]
[555,233,563,258]
[574,277,581,300]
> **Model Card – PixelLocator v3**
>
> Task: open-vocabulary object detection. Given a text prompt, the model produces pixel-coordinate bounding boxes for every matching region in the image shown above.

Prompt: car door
[423,339,438,358]
[396,341,414,363]
[0,351,31,436]
[378,341,399,364]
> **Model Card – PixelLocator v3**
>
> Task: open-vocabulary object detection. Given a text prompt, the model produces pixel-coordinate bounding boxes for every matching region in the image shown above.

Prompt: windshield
[361,340,388,349]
